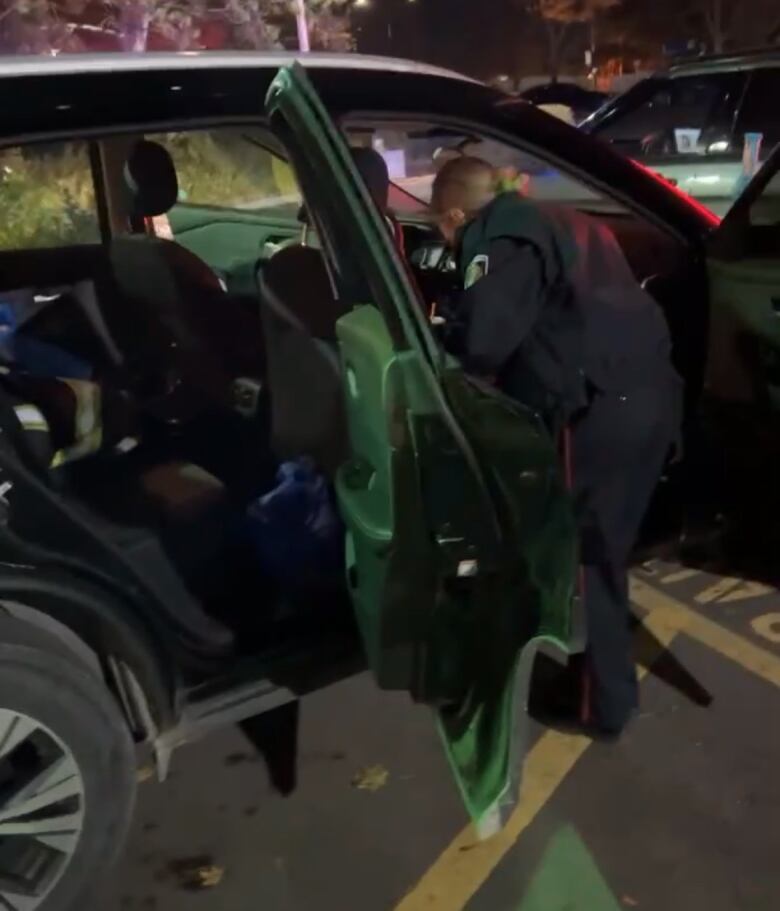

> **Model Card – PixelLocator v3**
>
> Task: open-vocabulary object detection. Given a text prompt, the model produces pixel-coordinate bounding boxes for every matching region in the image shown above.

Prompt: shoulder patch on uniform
[464,254,489,290]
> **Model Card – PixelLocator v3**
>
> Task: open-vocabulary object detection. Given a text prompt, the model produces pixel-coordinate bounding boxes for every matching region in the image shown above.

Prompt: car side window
[0,141,100,250]
[150,128,302,212]
[735,69,780,158]
[593,73,743,159]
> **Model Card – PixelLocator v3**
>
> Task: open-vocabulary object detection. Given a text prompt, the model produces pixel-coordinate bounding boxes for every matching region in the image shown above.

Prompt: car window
[150,128,426,221]
[0,140,100,250]
[736,69,780,157]
[346,121,626,215]
[592,73,744,159]
[150,128,302,216]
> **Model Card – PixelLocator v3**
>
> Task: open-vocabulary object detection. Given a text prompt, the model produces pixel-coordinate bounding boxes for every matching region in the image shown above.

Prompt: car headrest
[261,246,343,342]
[124,140,179,218]
[351,147,390,213]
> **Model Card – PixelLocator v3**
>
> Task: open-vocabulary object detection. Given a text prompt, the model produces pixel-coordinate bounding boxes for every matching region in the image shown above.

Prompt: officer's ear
[437,207,467,246]
[447,207,467,227]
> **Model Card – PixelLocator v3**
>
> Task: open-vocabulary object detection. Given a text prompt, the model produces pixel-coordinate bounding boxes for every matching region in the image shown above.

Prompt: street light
[294,0,311,51]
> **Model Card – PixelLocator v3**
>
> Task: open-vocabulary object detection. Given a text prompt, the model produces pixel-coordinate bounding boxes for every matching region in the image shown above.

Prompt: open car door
[266,65,577,837]
[706,146,780,411]
[704,146,780,531]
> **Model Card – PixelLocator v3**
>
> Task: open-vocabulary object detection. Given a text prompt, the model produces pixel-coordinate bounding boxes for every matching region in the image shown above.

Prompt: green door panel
[335,304,438,689]
[336,310,578,835]
[434,370,578,835]
[267,63,577,836]
[167,203,300,294]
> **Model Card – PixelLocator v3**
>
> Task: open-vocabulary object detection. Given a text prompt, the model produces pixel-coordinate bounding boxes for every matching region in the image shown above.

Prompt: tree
[696,0,731,53]
[269,0,353,51]
[526,0,621,82]
[0,0,88,54]
[308,6,352,50]
[219,0,281,49]
[0,0,353,53]
[682,0,780,54]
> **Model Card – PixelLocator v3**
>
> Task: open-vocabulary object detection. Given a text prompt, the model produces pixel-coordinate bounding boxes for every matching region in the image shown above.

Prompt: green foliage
[0,130,297,252]
[0,144,99,250]
[155,130,292,207]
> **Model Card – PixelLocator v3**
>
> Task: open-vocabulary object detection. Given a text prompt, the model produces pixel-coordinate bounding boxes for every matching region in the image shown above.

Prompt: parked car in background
[584,48,780,215]
[1,51,779,911]
[520,81,610,124]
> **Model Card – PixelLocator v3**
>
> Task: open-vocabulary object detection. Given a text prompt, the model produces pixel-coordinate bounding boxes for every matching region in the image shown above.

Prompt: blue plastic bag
[0,296,92,379]
[247,458,344,592]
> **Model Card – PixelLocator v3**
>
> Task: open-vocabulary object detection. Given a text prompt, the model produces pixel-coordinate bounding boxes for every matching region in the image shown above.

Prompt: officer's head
[431,156,497,246]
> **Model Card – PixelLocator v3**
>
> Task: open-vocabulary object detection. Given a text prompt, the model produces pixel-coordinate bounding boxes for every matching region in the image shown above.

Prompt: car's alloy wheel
[0,709,86,911]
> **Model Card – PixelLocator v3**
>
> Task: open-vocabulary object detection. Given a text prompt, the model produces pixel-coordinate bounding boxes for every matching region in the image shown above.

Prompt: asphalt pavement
[100,561,780,911]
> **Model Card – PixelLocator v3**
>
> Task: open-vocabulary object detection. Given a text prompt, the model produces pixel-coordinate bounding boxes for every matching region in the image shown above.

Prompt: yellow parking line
[393,606,680,911]
[630,578,780,689]
[660,568,702,585]
[718,581,775,603]
[693,576,742,604]
[396,575,780,911]
[392,730,590,911]
[396,578,780,911]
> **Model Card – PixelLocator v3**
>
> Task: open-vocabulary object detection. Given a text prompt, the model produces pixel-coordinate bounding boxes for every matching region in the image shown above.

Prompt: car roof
[0,51,716,244]
[668,47,780,77]
[0,50,476,84]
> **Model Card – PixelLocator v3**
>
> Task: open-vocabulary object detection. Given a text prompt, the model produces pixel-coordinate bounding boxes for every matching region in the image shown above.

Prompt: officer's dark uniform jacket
[454,192,681,434]
[452,192,683,730]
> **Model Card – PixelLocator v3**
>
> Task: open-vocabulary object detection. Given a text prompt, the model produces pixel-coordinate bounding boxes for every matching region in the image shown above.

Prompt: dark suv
[585,49,780,214]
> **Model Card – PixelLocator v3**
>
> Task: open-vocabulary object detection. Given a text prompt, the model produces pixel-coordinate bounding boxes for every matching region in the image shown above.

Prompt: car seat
[0,371,235,653]
[106,140,265,420]
[256,148,399,476]
[257,245,348,475]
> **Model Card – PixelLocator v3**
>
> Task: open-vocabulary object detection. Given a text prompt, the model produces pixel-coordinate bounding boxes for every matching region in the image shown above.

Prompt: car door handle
[342,458,374,490]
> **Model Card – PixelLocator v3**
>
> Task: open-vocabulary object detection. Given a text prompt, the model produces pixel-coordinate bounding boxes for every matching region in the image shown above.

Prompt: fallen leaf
[351,764,389,792]
[622,896,639,907]
[166,855,225,891]
[197,866,224,889]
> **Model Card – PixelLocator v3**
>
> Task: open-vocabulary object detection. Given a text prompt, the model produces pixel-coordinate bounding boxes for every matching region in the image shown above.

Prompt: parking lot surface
[102,561,780,911]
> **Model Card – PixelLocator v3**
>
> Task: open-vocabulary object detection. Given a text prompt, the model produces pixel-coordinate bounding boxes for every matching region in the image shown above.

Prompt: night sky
[353,0,543,81]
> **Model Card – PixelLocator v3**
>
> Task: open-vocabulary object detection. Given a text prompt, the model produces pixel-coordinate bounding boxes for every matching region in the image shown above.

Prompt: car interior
[0,136,360,671]
[0,117,750,671]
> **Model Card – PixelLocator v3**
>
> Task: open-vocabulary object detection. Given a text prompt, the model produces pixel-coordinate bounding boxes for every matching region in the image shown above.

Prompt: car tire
[0,615,137,911]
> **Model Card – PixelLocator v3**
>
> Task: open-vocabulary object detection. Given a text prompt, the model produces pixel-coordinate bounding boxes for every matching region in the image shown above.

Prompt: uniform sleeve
[459,238,545,376]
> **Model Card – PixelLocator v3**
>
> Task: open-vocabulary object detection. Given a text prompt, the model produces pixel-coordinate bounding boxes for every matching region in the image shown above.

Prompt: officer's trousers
[571,382,679,731]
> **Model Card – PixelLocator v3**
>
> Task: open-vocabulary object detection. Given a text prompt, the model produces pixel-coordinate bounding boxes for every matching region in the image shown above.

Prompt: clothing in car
[453,191,682,732]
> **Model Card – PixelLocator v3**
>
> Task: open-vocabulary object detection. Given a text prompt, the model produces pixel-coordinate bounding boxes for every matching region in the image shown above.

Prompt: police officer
[432,156,682,737]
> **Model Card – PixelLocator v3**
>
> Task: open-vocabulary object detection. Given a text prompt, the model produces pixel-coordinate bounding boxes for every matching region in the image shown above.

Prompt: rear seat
[6,369,232,550]
[0,371,235,653]
[0,313,236,601]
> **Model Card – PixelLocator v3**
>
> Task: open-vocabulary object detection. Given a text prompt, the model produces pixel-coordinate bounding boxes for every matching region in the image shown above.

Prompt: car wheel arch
[0,578,176,741]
